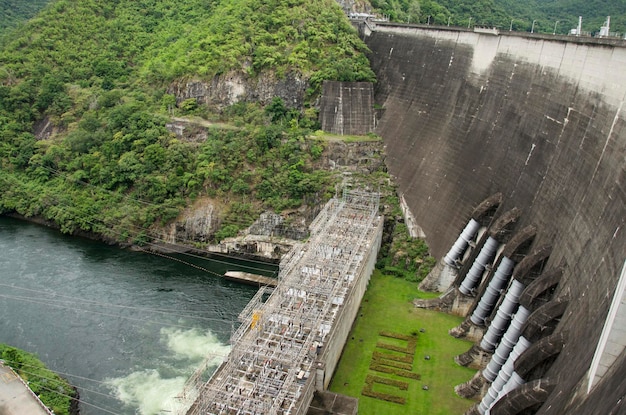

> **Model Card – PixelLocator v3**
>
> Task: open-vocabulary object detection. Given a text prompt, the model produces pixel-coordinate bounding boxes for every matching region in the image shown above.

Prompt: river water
[0,216,276,415]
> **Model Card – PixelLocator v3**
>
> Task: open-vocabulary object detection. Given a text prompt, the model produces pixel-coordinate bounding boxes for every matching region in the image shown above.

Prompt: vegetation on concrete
[310,130,383,142]
[330,271,475,415]
[0,344,76,415]
[377,222,437,283]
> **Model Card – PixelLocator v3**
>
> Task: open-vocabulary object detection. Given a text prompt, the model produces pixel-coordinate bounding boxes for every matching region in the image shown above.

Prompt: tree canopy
[370,0,626,35]
[0,0,374,243]
[0,0,51,32]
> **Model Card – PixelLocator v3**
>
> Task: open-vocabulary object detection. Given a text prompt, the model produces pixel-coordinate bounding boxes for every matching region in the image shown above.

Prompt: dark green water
[0,216,275,414]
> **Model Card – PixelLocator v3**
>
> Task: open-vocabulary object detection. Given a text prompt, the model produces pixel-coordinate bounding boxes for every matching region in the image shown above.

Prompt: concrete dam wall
[365,25,626,414]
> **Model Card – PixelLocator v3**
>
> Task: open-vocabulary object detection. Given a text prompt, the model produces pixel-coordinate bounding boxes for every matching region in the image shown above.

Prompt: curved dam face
[366,25,625,414]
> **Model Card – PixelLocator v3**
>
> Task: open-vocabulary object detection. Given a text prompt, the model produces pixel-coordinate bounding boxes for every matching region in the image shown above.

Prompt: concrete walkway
[0,362,51,415]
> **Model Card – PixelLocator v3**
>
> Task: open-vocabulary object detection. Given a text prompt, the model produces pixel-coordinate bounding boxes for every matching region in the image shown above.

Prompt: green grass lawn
[309,131,383,142]
[329,271,476,415]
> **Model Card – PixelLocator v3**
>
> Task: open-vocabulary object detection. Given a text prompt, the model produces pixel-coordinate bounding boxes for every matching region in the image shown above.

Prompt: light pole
[510,19,513,31]
[553,20,560,35]
[468,17,472,29]
[531,19,537,33]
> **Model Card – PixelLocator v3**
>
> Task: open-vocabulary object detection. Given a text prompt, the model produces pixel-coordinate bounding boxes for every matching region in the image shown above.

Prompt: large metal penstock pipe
[483,306,531,381]
[470,257,515,325]
[459,236,499,295]
[478,336,531,413]
[480,280,525,352]
[444,219,480,266]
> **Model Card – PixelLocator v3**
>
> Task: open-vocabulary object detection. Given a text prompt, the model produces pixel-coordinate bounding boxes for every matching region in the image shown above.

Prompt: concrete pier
[223,271,277,287]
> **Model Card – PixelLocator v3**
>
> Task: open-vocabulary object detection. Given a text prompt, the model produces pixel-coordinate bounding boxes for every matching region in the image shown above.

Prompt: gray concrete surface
[0,363,50,415]
[364,25,626,414]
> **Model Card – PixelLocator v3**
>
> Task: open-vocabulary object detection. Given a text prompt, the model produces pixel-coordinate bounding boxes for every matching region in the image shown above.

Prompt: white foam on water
[107,369,186,414]
[161,326,230,363]
[106,327,230,414]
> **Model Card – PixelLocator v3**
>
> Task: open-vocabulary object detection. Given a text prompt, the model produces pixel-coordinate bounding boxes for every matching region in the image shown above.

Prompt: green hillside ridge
[0,0,51,33]
[0,0,374,244]
[2,0,623,247]
[369,0,626,34]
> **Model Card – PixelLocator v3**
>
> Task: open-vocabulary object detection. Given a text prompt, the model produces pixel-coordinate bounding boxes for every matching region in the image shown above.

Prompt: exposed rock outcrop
[168,71,308,109]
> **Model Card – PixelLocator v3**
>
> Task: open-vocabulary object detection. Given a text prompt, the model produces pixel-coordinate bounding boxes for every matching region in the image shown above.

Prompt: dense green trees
[3,0,623,247]
[371,0,626,35]
[0,0,51,32]
[0,0,374,243]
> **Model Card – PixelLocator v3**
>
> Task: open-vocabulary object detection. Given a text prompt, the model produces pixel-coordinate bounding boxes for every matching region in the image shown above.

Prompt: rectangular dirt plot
[362,375,408,405]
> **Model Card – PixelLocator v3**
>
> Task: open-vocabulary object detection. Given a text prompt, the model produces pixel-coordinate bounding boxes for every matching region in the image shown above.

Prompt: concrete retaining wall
[366,25,626,414]
[319,81,375,135]
[320,218,383,388]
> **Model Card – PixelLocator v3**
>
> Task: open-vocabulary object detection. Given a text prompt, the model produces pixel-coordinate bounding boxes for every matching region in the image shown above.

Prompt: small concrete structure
[223,271,277,287]
[0,362,52,415]
[307,390,358,415]
[319,81,375,135]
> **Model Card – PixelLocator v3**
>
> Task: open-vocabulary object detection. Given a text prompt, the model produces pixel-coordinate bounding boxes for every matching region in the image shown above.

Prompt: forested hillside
[0,0,374,244]
[2,0,624,246]
[369,0,626,35]
[0,0,51,32]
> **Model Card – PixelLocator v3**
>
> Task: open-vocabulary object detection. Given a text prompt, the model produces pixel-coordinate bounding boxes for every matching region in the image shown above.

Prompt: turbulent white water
[106,327,231,415]
[0,217,273,415]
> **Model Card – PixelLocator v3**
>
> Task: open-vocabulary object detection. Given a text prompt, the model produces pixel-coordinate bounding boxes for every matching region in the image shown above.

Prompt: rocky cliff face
[168,70,308,109]
[160,202,221,245]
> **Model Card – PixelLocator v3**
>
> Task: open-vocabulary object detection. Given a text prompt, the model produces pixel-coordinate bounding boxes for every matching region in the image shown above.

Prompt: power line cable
[0,169,280,276]
[0,282,236,321]
[5,365,121,401]
[1,359,116,387]
[35,383,122,415]
[1,361,123,415]
[0,293,236,335]
[35,164,296,252]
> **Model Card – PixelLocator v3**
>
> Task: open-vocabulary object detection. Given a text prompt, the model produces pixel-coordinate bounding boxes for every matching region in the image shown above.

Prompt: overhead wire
[0,157,287,413]
[4,364,121,401]
[35,383,122,415]
[2,359,117,387]
[34,164,287,261]
[0,283,237,324]
[1,360,123,415]
[2,167,279,275]
[0,293,236,335]
[1,169,277,276]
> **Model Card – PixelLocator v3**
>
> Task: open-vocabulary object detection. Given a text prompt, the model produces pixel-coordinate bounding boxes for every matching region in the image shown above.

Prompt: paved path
[0,362,50,415]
